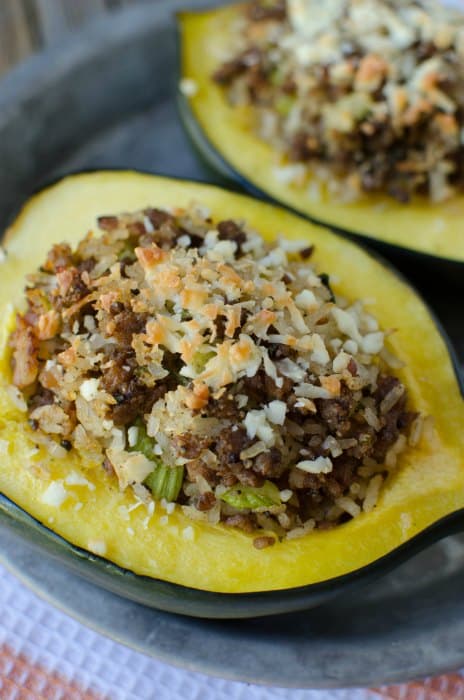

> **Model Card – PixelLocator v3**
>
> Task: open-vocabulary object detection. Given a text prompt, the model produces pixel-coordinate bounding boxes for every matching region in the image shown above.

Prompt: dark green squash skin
[177,91,464,288]
[2,490,464,619]
[1,170,463,620]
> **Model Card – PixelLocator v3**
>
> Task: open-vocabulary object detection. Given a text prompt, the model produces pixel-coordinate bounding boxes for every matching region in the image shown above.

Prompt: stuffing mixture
[213,0,464,202]
[10,204,420,546]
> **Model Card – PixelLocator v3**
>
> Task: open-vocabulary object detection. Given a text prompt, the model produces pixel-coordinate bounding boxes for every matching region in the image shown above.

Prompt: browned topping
[42,243,74,273]
[10,317,39,389]
[213,0,464,202]
[9,202,418,541]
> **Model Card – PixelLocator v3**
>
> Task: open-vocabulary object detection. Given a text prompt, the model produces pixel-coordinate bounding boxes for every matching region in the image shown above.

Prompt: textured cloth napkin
[1,562,464,700]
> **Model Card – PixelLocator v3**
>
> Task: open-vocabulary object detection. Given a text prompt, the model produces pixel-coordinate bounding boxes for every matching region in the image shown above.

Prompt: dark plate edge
[2,521,464,689]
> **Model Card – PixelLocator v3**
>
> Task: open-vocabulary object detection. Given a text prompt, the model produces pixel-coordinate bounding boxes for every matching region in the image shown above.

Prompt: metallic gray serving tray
[0,0,463,688]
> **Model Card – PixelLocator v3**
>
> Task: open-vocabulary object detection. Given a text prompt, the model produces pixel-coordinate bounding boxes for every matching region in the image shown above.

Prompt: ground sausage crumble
[10,202,420,546]
[212,0,464,203]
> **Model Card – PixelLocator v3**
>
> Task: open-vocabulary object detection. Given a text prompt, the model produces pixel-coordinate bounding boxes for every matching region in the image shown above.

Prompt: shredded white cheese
[295,289,318,310]
[264,400,287,426]
[244,410,275,446]
[182,526,195,541]
[106,449,155,491]
[41,481,68,507]
[79,378,100,402]
[65,471,96,491]
[332,351,351,373]
[296,456,334,474]
[361,332,385,355]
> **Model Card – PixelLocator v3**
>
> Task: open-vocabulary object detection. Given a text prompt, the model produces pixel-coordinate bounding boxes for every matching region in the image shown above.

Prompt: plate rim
[3,527,464,690]
[1,0,464,689]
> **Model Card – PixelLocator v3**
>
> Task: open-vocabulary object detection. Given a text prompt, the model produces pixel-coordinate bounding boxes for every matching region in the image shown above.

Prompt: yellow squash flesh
[0,171,463,593]
[179,4,464,263]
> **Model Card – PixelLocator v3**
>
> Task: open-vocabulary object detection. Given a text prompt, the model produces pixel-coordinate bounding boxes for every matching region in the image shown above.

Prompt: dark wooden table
[0,0,150,76]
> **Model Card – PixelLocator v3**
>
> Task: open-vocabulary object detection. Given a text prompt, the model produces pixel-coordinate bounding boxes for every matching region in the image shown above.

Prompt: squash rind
[0,171,463,598]
[2,491,464,618]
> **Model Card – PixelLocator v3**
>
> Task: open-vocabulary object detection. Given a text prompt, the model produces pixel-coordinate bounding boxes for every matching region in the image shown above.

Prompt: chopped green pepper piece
[145,464,185,502]
[117,241,136,262]
[130,419,156,460]
[191,349,215,374]
[275,95,295,116]
[220,481,281,510]
[270,67,285,87]
[129,420,184,502]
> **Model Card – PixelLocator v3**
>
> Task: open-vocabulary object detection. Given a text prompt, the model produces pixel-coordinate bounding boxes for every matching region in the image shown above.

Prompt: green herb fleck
[275,95,295,116]
[220,481,281,510]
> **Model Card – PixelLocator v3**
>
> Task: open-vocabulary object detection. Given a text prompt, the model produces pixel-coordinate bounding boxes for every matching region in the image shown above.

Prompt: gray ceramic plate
[0,0,464,688]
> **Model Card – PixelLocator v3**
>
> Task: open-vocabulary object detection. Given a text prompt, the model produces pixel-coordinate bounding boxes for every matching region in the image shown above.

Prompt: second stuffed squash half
[0,170,463,596]
[178,1,464,270]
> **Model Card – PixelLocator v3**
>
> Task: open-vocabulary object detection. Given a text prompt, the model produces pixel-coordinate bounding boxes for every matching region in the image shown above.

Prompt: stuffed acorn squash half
[0,171,463,617]
[178,0,464,272]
